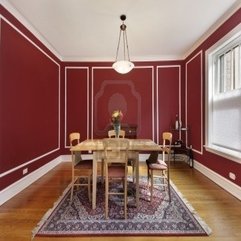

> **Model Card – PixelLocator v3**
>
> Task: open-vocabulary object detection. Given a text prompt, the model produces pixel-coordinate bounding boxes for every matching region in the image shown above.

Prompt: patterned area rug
[32,177,211,237]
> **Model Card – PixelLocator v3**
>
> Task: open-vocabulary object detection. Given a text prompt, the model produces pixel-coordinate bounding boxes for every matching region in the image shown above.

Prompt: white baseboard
[0,156,62,205]
[61,154,94,162]
[194,160,241,200]
[60,154,71,162]
[1,155,240,205]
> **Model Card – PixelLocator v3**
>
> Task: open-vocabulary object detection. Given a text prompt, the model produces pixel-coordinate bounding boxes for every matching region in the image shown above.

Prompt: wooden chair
[101,129,126,181]
[146,132,172,202]
[108,129,136,182]
[103,138,129,219]
[69,132,93,202]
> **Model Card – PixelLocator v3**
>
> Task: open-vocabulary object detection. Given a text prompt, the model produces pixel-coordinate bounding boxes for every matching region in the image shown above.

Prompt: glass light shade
[112,60,134,74]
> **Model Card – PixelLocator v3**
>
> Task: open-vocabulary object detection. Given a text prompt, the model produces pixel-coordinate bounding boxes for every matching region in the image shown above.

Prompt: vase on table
[113,123,121,138]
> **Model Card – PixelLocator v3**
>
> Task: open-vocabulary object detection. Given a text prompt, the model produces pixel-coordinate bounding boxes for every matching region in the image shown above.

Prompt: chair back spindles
[108,129,125,138]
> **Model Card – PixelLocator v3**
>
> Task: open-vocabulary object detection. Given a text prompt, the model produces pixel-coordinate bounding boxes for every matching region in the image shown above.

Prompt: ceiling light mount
[112,14,134,74]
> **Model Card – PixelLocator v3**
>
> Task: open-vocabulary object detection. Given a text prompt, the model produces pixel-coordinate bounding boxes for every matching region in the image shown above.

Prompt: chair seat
[149,163,167,170]
[75,159,93,169]
[108,165,125,178]
[157,159,167,166]
[146,159,167,170]
[148,160,167,170]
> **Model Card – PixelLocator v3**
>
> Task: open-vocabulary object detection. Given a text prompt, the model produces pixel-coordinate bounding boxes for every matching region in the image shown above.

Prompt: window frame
[205,23,241,164]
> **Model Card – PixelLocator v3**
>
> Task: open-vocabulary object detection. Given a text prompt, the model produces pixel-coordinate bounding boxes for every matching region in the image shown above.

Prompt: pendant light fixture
[112,15,134,74]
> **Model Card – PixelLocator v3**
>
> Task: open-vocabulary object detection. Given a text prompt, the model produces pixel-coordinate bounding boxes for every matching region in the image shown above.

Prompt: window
[215,42,241,93]
[206,24,241,163]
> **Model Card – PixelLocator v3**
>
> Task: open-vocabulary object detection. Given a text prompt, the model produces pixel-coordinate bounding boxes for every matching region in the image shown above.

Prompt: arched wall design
[94,79,141,136]
[92,66,154,139]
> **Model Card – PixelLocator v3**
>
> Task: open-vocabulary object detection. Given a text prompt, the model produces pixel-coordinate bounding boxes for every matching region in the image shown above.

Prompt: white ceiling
[1,0,241,61]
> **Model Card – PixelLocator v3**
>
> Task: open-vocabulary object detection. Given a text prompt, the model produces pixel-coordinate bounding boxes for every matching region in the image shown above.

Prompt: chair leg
[70,176,77,202]
[147,166,150,185]
[124,177,127,219]
[87,175,91,201]
[101,159,104,183]
[147,166,151,201]
[105,175,109,219]
[133,163,136,183]
[70,185,74,202]
[150,170,154,202]
[167,177,171,202]
[70,171,75,202]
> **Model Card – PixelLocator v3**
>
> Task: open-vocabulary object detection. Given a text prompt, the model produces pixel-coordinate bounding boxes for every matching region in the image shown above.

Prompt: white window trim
[205,23,241,164]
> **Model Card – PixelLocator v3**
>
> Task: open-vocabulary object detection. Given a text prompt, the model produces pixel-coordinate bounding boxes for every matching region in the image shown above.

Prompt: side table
[171,127,193,168]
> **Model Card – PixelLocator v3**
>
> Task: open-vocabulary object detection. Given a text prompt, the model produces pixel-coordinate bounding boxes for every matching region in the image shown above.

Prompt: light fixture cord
[124,29,131,61]
[114,28,122,61]
[123,29,126,60]
[114,21,131,62]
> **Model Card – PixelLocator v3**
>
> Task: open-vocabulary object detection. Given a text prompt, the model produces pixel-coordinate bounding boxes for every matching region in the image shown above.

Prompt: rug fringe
[170,180,212,235]
[31,183,72,240]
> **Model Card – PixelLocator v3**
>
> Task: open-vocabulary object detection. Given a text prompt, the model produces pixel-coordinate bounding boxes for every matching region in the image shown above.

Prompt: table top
[70,138,162,152]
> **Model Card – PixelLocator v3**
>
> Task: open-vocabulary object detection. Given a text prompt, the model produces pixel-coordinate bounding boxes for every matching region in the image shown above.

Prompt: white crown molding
[1,0,63,61]
[1,0,182,62]
[62,55,183,62]
[183,2,241,59]
[1,0,240,63]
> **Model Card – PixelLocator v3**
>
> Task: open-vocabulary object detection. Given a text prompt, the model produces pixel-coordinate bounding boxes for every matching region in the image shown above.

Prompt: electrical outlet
[229,172,236,180]
[23,168,28,175]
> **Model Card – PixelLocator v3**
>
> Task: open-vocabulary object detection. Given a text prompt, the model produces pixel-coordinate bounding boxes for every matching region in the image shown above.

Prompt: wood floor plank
[0,161,240,241]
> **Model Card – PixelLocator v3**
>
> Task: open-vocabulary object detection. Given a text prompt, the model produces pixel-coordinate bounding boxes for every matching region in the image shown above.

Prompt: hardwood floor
[0,160,240,241]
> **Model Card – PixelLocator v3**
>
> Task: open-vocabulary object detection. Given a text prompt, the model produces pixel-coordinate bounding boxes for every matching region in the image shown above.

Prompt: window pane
[206,26,241,162]
[224,50,232,92]
[212,92,241,152]
[219,55,224,93]
[234,45,241,89]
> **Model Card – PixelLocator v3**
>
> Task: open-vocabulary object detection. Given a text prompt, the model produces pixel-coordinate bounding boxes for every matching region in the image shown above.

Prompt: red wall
[0,7,61,190]
[0,2,182,189]
[63,62,183,153]
[65,67,89,144]
[184,8,241,186]
[1,4,240,192]
[157,65,181,143]
[186,52,203,152]
[92,67,153,139]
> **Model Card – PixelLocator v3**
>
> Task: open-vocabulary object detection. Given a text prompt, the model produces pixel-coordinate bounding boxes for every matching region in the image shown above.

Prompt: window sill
[204,145,241,164]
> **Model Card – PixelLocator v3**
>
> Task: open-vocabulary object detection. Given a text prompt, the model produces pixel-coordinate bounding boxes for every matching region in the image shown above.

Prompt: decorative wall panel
[92,67,154,139]
[0,17,60,189]
[157,65,181,144]
[186,51,203,154]
[65,67,89,146]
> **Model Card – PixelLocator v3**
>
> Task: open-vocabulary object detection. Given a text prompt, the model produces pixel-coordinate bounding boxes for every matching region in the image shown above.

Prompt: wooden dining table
[70,138,161,209]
